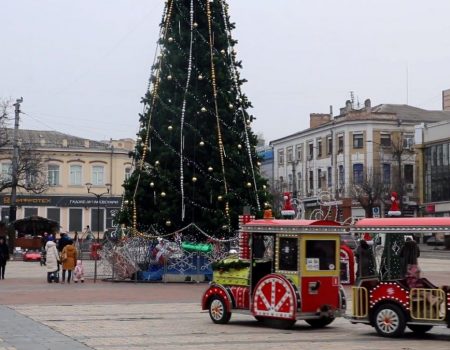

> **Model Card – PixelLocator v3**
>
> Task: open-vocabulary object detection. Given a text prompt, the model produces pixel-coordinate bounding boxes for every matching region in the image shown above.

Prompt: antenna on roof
[406,64,409,105]
[350,91,355,108]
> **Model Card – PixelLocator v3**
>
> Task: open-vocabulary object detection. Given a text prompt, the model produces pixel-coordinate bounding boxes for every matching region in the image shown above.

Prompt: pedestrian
[355,239,375,281]
[61,239,77,284]
[84,225,94,240]
[399,237,420,277]
[57,232,71,253]
[73,259,85,283]
[45,236,60,283]
[0,236,10,280]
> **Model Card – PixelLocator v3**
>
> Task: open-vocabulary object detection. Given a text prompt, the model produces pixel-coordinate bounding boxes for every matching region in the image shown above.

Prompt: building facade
[416,120,450,217]
[0,130,134,236]
[270,99,450,219]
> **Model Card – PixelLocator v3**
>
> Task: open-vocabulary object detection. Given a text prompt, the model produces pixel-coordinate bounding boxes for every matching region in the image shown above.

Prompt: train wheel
[407,325,433,334]
[374,304,406,337]
[209,296,231,324]
[305,317,335,328]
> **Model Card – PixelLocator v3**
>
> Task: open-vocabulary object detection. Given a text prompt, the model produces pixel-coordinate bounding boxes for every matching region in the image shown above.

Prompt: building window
[383,163,391,186]
[380,134,391,147]
[47,208,60,223]
[92,165,104,185]
[338,135,344,153]
[309,170,314,191]
[278,149,284,166]
[317,169,322,188]
[327,167,332,187]
[338,165,345,189]
[91,208,105,232]
[308,143,314,160]
[353,163,364,185]
[48,164,60,186]
[125,167,132,181]
[297,172,302,196]
[70,165,82,185]
[404,164,414,184]
[25,169,37,188]
[287,147,293,163]
[353,134,364,149]
[288,174,293,192]
[296,145,303,161]
[69,208,83,232]
[317,140,322,157]
[327,137,332,155]
[24,207,38,217]
[403,135,414,149]
[1,163,12,182]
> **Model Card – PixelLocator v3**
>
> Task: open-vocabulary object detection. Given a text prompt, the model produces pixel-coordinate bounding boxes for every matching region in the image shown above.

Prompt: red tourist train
[201,215,450,337]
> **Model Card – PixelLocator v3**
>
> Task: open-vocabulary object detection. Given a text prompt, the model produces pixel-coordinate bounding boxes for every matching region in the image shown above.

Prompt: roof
[371,104,450,123]
[243,219,346,234]
[2,129,125,151]
[270,103,450,145]
[353,217,450,233]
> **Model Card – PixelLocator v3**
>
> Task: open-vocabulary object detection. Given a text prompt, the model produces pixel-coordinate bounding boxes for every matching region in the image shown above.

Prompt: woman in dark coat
[355,239,375,280]
[0,236,11,279]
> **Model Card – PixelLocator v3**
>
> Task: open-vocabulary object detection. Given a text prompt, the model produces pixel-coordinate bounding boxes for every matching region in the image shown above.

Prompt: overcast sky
[2,0,450,144]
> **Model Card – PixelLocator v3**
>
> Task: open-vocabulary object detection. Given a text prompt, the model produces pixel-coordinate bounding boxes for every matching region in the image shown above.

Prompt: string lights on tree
[120,0,269,240]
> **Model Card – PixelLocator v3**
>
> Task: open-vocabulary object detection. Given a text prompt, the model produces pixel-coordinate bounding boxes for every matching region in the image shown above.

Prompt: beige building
[270,99,450,218]
[0,130,134,236]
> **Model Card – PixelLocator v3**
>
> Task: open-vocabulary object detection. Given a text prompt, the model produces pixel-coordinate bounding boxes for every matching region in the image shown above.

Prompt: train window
[252,234,274,260]
[279,237,298,271]
[305,240,336,271]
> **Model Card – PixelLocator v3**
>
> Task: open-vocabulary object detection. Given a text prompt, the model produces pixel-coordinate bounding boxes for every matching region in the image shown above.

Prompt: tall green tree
[121,0,269,238]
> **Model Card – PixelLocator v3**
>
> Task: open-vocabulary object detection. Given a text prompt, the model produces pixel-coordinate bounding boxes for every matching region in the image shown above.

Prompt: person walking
[355,239,375,281]
[399,237,420,277]
[0,236,10,280]
[61,239,77,283]
[45,236,60,283]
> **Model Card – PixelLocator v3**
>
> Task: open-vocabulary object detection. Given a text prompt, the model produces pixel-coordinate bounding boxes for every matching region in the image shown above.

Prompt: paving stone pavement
[0,257,449,350]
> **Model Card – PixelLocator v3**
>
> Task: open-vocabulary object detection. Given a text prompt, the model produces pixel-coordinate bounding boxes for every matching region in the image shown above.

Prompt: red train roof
[355,217,450,227]
[244,219,341,227]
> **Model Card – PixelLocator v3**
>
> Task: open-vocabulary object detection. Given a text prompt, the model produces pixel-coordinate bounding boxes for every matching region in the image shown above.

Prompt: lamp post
[85,182,111,282]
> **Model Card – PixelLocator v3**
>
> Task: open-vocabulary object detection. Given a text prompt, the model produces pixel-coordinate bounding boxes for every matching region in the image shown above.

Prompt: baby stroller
[40,248,46,266]
[47,268,60,283]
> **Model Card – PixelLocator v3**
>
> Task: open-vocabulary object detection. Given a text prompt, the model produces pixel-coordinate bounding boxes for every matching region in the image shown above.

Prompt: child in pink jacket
[73,260,85,283]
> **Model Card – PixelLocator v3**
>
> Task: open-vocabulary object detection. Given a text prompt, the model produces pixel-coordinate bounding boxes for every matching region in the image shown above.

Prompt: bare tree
[0,99,49,194]
[0,99,11,148]
[0,145,49,194]
[352,167,390,218]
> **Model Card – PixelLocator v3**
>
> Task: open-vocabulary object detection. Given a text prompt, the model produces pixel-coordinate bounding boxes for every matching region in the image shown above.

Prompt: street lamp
[85,182,111,283]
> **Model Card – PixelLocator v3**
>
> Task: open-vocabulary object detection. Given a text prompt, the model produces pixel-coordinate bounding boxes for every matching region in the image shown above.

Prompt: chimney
[310,113,331,129]
[364,99,371,112]
[443,89,450,111]
[345,100,352,112]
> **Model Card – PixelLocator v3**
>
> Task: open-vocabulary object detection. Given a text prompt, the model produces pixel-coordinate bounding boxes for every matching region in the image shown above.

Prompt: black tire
[254,316,264,322]
[407,325,433,334]
[208,296,231,324]
[306,317,335,328]
[263,318,296,329]
[373,304,406,337]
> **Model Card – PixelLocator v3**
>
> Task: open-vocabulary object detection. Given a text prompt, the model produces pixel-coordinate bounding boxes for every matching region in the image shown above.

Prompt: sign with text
[0,195,122,208]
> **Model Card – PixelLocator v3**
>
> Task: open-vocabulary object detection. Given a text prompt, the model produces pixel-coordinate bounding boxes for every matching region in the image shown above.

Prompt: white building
[270,99,450,218]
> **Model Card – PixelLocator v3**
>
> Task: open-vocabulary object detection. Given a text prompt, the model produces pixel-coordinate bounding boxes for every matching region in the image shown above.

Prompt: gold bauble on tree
[192,176,197,182]
[199,141,205,146]
[165,220,172,226]
[161,192,166,197]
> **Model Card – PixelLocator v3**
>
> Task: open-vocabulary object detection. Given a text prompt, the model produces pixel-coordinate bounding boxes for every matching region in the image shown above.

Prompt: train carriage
[202,217,347,328]
[350,217,450,337]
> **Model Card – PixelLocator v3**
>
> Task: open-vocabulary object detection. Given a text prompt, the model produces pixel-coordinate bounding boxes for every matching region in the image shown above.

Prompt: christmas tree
[121,0,269,238]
